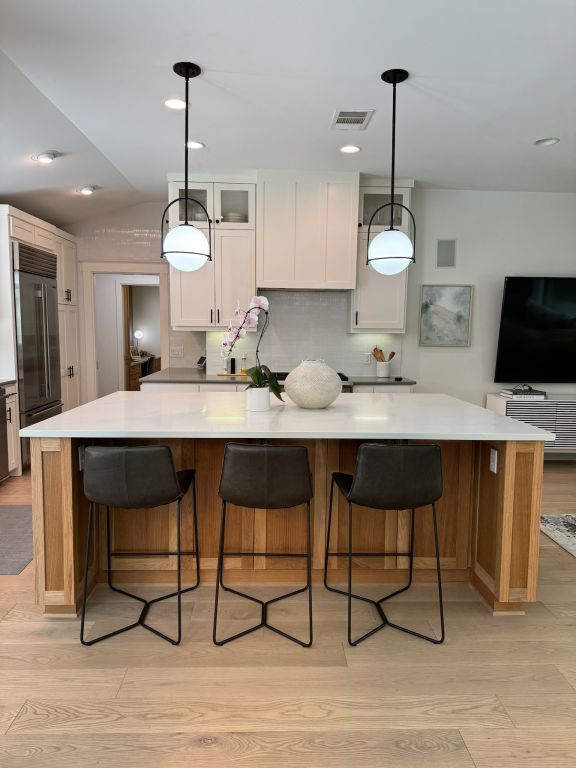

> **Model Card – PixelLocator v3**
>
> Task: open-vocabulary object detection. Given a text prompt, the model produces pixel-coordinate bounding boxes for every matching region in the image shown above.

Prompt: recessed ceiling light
[79,186,95,196]
[533,137,560,147]
[340,145,362,154]
[187,140,205,149]
[165,98,187,110]
[33,152,57,164]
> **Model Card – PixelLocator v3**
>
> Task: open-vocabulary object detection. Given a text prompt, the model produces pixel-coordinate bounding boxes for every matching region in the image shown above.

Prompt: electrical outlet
[170,345,184,358]
[490,448,498,474]
[363,352,372,366]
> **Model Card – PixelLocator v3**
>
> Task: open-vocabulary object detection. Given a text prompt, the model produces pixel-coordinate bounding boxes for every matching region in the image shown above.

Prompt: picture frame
[419,284,473,347]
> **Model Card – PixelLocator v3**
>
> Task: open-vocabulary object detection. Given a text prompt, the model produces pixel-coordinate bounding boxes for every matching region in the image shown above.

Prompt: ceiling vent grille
[331,109,374,130]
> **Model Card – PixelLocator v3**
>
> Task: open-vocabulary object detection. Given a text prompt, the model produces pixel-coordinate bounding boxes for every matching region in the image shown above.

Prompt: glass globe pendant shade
[368,229,414,275]
[163,224,210,272]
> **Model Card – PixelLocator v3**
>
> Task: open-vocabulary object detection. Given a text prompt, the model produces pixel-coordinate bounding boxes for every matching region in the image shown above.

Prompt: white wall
[403,189,576,404]
[70,201,205,371]
[131,285,161,356]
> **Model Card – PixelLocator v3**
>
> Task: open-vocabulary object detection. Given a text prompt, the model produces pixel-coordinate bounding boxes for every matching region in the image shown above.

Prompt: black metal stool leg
[214,499,313,648]
[323,478,335,590]
[80,502,94,646]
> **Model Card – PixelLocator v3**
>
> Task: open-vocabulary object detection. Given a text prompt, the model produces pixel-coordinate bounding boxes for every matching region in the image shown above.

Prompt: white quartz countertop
[20,391,555,442]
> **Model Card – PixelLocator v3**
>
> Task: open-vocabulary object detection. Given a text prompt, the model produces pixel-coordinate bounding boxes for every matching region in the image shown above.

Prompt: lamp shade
[368,229,414,275]
[163,224,210,272]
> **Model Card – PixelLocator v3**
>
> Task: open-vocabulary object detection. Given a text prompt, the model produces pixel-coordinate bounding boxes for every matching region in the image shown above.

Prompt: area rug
[540,514,576,558]
[0,505,33,574]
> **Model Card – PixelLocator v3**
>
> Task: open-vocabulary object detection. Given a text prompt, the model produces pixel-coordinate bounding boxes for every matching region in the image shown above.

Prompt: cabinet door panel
[215,230,255,327]
[9,216,35,244]
[351,234,407,332]
[35,227,55,252]
[6,395,19,471]
[325,182,358,286]
[170,261,215,328]
[63,240,77,305]
[294,180,326,283]
[214,183,255,229]
[167,181,213,229]
[257,177,295,285]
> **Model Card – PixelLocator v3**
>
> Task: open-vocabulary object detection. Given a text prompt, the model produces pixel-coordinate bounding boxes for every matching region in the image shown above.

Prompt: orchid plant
[220,295,283,401]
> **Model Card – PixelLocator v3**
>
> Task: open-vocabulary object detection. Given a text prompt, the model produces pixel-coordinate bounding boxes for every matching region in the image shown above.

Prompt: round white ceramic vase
[376,361,391,378]
[284,360,342,409]
[245,386,270,412]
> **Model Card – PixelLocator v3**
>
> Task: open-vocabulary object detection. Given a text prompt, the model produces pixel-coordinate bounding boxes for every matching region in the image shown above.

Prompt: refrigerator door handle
[41,283,51,399]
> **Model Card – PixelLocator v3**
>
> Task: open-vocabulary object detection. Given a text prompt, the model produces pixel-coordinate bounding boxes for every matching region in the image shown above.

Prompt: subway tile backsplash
[204,290,404,376]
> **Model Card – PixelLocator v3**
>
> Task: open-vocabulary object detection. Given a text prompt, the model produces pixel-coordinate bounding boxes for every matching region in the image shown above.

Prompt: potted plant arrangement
[221,296,282,411]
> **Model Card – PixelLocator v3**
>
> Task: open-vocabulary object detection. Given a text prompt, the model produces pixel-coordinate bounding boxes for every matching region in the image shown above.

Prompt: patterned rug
[540,514,576,558]
[0,504,33,574]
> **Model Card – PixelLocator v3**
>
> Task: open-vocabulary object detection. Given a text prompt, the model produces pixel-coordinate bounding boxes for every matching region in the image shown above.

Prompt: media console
[486,393,576,453]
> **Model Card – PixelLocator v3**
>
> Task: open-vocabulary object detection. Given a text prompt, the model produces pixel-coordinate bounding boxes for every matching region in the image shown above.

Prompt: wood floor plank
[9,695,511,733]
[118,663,574,699]
[0,730,475,767]
[0,641,347,669]
[499,693,576,728]
[0,669,126,700]
[0,702,25,737]
[462,728,576,767]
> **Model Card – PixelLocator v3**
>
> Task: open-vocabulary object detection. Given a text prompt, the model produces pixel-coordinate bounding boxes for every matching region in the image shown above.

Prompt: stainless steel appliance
[0,386,9,482]
[13,242,62,467]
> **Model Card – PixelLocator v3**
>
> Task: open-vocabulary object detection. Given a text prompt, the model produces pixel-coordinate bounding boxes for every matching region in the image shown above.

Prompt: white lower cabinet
[140,382,247,392]
[6,392,20,473]
[170,229,255,330]
[58,305,81,411]
[350,233,407,332]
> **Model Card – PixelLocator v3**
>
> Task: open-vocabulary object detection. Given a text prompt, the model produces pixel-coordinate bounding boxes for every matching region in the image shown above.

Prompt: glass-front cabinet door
[214,183,255,229]
[167,181,213,229]
[359,187,410,232]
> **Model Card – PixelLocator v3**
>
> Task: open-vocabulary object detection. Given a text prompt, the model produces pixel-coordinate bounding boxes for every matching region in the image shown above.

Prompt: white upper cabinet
[215,229,256,326]
[167,181,256,230]
[358,186,411,233]
[256,171,359,289]
[350,233,407,333]
[54,236,78,305]
[170,258,216,328]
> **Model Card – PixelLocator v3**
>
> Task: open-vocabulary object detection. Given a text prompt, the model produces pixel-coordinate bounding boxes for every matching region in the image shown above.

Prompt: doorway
[94,274,160,397]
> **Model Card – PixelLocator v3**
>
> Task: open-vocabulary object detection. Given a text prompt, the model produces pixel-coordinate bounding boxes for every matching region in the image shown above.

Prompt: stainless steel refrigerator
[13,241,62,467]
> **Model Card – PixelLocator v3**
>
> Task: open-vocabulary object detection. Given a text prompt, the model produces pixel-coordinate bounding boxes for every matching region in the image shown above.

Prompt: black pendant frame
[367,68,416,270]
[161,61,212,265]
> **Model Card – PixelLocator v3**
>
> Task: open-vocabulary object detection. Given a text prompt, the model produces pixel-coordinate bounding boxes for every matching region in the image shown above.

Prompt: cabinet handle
[71,365,75,377]
[355,311,359,325]
[215,219,220,224]
[6,407,11,424]
[210,309,213,324]
[358,222,362,228]
[217,309,220,323]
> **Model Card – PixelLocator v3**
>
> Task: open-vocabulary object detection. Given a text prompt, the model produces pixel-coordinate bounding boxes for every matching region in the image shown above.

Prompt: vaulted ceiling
[1,0,575,227]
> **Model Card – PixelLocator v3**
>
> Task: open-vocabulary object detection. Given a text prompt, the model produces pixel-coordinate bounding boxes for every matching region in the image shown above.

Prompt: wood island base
[31,436,544,616]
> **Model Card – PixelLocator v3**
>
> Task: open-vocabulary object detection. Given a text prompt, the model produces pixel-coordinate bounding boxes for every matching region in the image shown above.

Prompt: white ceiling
[0,0,575,228]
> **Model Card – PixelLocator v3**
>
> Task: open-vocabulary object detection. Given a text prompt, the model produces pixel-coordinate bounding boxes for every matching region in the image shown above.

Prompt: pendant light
[161,62,211,272]
[367,69,416,276]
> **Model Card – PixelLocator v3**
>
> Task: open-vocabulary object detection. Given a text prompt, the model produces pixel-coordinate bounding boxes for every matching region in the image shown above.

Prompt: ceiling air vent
[331,109,374,130]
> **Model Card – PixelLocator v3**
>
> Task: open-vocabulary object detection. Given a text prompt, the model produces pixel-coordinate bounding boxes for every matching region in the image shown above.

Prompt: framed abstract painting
[419,285,473,347]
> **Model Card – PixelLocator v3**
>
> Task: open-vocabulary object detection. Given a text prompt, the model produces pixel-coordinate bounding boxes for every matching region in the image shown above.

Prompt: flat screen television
[495,277,576,383]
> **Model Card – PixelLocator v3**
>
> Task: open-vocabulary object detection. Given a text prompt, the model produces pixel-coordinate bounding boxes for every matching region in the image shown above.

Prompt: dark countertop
[0,379,17,387]
[140,368,416,386]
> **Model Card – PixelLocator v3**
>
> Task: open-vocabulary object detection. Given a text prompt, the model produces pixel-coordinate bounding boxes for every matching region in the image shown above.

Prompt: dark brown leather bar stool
[213,443,313,647]
[324,444,445,646]
[80,445,200,646]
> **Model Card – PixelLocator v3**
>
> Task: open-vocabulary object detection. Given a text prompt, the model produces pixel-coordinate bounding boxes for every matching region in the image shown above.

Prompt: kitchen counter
[140,368,416,387]
[24,391,550,616]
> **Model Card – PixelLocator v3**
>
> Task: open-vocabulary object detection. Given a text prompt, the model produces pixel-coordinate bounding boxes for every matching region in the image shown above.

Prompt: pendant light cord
[390,76,397,231]
[184,74,189,225]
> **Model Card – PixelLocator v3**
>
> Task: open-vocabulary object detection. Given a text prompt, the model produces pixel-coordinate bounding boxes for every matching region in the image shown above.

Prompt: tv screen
[495,277,576,383]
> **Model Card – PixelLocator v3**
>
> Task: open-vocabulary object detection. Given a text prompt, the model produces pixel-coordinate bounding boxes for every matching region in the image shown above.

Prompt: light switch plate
[170,345,184,358]
[490,448,498,474]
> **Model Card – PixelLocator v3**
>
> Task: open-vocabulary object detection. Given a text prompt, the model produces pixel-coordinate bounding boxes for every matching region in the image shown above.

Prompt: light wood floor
[0,463,575,766]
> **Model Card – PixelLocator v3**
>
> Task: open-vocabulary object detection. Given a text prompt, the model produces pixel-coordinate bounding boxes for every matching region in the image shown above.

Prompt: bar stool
[213,443,313,647]
[324,443,445,646]
[80,445,200,646]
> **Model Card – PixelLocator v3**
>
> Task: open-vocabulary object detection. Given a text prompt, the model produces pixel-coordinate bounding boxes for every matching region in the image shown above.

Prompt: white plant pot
[245,386,270,412]
[284,359,342,409]
[376,361,391,378]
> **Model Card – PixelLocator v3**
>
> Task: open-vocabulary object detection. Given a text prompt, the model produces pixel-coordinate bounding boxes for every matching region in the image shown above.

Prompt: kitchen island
[21,391,553,616]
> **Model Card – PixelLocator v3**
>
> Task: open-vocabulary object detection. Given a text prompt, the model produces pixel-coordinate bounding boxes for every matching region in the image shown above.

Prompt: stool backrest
[349,444,442,509]
[219,443,312,509]
[83,445,182,509]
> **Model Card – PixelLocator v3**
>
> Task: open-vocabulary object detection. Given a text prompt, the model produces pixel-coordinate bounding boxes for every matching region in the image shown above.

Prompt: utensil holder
[376,361,391,378]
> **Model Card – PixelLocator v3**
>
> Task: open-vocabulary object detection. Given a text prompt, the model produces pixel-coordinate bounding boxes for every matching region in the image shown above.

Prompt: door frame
[81,262,170,403]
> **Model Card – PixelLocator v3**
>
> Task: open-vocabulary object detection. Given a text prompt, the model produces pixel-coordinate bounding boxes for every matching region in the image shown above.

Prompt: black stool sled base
[213,500,313,648]
[80,478,201,647]
[324,477,445,647]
